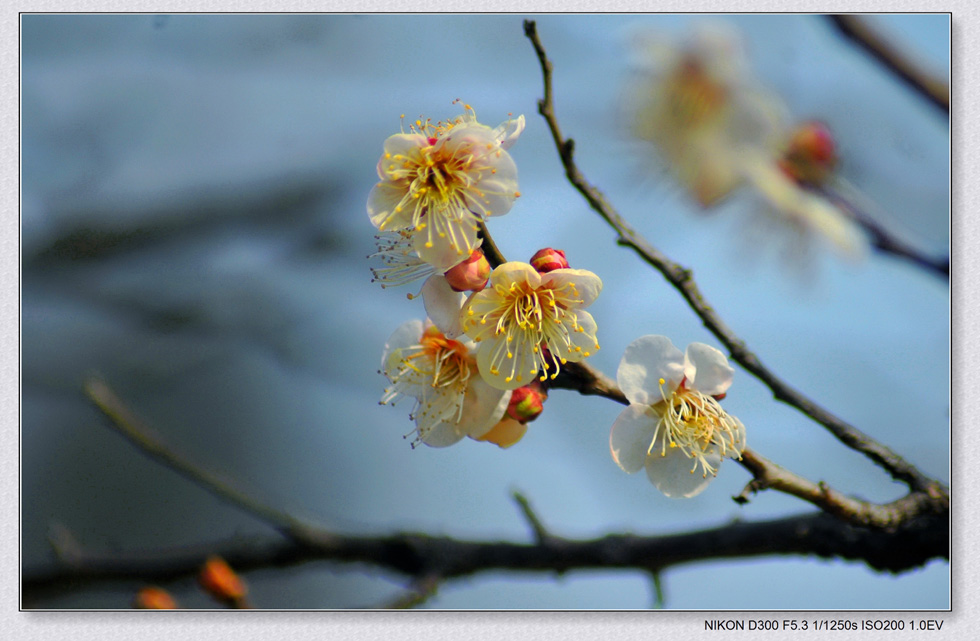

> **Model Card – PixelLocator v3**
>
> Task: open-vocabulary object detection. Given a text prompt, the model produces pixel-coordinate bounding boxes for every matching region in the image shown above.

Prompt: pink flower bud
[779,121,837,186]
[529,248,569,273]
[443,249,490,292]
[506,383,547,423]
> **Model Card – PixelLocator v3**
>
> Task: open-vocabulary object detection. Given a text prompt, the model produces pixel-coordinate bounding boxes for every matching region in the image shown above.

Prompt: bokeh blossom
[367,103,524,271]
[381,319,511,447]
[462,261,602,390]
[623,22,786,206]
[609,335,745,498]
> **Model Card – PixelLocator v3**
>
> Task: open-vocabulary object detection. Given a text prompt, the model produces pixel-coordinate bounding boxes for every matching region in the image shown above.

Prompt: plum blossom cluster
[622,22,868,261]
[368,102,743,499]
[369,103,603,450]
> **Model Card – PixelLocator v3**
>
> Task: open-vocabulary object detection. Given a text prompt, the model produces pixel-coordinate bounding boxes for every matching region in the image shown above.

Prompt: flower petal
[684,342,733,396]
[412,223,479,272]
[542,269,603,308]
[458,376,512,438]
[493,114,525,150]
[489,261,541,290]
[475,336,533,390]
[381,319,424,371]
[418,421,467,448]
[552,309,599,364]
[728,416,747,459]
[644,445,722,498]
[367,181,414,231]
[609,404,657,474]
[421,275,466,339]
[616,335,685,406]
[475,417,528,448]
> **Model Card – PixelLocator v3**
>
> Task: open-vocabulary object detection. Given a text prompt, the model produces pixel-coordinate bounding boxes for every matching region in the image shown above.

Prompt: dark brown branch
[827,15,949,115]
[22,508,948,607]
[478,221,507,269]
[24,373,943,609]
[522,19,939,494]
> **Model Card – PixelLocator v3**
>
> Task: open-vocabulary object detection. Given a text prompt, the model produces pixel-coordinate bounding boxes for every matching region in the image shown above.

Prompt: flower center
[649,377,744,477]
[382,140,482,257]
[664,58,728,129]
[381,326,472,436]
[467,278,594,384]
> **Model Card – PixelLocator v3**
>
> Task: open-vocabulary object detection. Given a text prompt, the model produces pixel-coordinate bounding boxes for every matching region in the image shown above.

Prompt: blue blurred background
[20,13,949,609]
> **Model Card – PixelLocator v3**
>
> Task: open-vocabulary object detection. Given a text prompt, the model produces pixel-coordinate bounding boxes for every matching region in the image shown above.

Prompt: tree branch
[826,15,949,115]
[22,507,947,607]
[521,19,941,494]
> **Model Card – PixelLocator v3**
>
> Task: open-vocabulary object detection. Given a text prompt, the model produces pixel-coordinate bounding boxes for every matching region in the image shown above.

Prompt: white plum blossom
[381,319,511,447]
[367,102,524,271]
[462,262,602,391]
[609,335,745,498]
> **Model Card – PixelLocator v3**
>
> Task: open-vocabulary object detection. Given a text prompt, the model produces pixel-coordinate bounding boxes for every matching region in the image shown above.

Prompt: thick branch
[522,19,938,493]
[22,508,947,607]
[28,375,942,609]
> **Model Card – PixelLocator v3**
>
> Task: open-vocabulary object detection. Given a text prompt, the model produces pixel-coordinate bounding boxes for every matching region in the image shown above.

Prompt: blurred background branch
[827,15,949,114]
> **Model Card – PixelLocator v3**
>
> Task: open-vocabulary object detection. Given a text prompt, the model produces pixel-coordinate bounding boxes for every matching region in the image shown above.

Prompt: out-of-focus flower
[367,102,524,271]
[199,556,247,604]
[623,22,786,206]
[381,319,511,447]
[742,148,867,261]
[609,335,745,498]
[462,261,602,390]
[133,586,178,610]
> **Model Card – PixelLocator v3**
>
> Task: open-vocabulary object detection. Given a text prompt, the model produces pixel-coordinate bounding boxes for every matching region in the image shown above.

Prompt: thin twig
[827,15,949,115]
[522,19,938,494]
[511,490,552,545]
[83,376,331,547]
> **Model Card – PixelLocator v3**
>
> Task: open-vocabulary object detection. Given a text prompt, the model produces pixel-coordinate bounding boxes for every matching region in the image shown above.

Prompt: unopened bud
[443,249,490,292]
[529,248,569,273]
[133,586,178,610]
[779,121,837,186]
[199,556,247,604]
[506,383,547,423]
